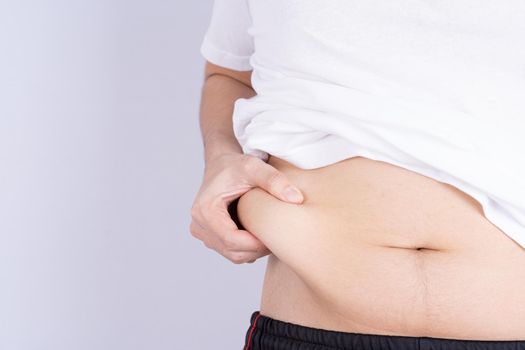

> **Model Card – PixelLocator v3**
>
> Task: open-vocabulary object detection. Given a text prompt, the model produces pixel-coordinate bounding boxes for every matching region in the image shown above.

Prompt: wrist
[203,132,243,163]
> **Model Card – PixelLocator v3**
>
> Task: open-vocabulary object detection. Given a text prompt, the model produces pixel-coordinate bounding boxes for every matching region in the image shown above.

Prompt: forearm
[199,72,256,163]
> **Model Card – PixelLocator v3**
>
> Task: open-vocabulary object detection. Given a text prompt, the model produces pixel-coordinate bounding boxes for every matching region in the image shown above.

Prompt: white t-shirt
[200,0,525,249]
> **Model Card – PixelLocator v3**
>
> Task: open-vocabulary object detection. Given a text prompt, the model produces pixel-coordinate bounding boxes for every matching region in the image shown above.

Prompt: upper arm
[199,0,254,73]
[204,60,253,89]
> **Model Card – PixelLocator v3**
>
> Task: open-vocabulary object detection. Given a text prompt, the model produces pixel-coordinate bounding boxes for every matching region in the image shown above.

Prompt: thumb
[249,160,304,203]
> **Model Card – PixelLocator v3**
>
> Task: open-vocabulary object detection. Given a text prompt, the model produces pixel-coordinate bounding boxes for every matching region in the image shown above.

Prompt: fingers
[246,158,304,204]
[190,200,271,264]
[212,214,266,253]
[217,235,272,264]
[189,154,301,264]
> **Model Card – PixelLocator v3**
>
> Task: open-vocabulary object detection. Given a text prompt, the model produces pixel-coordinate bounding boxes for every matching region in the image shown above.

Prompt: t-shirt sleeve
[199,0,254,71]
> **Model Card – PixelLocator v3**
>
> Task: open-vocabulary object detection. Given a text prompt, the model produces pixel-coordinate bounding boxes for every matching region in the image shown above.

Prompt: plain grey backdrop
[0,1,266,349]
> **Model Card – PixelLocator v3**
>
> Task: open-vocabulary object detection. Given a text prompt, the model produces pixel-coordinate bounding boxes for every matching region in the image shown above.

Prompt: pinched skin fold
[236,155,525,340]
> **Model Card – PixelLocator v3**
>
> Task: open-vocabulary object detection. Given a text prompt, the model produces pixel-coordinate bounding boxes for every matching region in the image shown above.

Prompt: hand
[189,153,304,264]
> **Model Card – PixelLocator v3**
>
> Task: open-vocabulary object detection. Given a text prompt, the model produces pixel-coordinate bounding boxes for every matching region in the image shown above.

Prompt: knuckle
[266,171,285,191]
[188,222,200,238]
[190,202,201,218]
[228,251,247,264]
[189,227,199,238]
[191,229,202,241]
[242,156,260,173]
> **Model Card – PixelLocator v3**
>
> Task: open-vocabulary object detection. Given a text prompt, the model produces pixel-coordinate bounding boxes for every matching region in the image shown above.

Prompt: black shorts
[243,311,525,350]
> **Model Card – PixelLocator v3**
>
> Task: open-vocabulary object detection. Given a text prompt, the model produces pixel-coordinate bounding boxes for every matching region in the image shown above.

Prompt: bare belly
[236,154,525,341]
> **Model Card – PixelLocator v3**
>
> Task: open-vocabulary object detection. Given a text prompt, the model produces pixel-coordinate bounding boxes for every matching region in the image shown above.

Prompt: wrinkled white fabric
[200,0,525,249]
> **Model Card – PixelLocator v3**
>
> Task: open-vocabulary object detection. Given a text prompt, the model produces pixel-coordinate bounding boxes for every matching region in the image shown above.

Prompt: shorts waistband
[244,311,525,350]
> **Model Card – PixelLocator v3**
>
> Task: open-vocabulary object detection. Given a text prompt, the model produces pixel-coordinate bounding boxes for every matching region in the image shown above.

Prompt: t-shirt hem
[243,142,525,251]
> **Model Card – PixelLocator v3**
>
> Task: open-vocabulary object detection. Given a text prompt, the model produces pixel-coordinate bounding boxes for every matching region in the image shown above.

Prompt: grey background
[0,1,266,349]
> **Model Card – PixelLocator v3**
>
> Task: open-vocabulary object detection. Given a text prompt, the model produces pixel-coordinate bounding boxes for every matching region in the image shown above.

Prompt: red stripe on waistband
[244,313,261,350]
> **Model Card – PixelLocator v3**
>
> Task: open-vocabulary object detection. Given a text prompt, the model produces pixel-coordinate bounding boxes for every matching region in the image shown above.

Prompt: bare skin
[190,61,525,340]
[237,155,525,340]
[190,61,304,264]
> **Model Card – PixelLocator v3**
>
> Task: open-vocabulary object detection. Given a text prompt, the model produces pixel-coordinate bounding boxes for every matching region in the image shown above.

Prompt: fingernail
[283,186,303,202]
